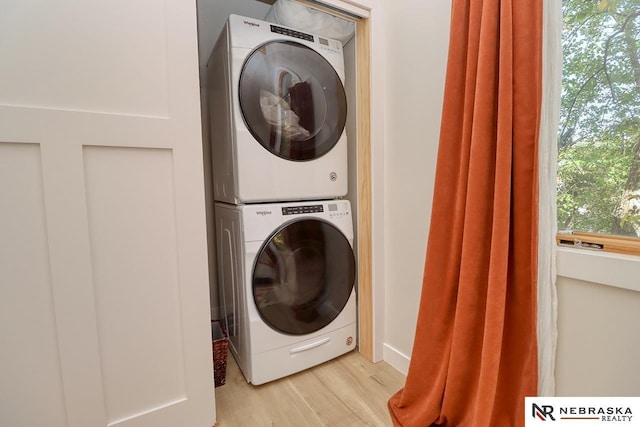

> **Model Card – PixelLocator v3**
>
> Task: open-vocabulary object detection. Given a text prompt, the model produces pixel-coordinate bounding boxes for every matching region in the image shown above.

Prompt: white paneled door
[0,1,216,426]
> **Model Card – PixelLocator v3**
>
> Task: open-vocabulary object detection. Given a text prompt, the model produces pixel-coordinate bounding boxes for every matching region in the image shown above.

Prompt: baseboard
[383,343,410,376]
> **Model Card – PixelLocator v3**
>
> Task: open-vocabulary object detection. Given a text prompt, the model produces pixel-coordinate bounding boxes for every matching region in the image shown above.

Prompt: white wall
[556,277,640,396]
[381,0,452,372]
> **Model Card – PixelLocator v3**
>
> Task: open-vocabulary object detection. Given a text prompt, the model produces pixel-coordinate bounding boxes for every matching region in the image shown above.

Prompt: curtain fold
[537,0,561,397]
[387,0,542,425]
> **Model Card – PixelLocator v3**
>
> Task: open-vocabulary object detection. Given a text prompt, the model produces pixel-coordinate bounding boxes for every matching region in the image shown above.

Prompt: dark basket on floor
[211,320,228,387]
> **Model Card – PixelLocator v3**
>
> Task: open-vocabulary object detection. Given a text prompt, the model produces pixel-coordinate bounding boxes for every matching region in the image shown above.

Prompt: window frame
[555,0,640,266]
[556,231,640,256]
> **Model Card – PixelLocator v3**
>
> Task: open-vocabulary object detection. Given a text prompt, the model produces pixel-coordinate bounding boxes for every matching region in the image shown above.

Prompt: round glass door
[239,40,347,161]
[252,218,356,335]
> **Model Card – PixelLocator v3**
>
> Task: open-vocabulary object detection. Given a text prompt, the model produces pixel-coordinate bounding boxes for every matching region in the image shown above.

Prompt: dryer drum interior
[239,40,348,162]
[252,218,356,335]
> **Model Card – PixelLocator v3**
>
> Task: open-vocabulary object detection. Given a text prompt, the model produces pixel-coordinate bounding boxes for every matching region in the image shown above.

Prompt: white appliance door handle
[290,337,331,355]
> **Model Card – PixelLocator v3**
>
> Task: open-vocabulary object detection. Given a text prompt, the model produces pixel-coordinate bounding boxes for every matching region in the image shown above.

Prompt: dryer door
[239,40,347,161]
[252,218,355,335]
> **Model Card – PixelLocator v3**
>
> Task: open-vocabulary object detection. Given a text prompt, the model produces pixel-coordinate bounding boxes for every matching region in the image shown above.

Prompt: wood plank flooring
[215,350,406,426]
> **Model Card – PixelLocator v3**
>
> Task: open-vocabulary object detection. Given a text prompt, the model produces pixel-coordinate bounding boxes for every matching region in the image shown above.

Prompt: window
[557,0,640,254]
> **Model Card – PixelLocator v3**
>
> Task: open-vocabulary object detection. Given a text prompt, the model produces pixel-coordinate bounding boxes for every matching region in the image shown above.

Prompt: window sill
[557,247,640,293]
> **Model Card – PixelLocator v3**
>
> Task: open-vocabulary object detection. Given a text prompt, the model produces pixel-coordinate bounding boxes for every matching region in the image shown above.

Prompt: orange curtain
[387,0,542,426]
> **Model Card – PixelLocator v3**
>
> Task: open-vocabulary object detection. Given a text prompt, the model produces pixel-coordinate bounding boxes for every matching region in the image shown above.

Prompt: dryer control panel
[270,24,314,42]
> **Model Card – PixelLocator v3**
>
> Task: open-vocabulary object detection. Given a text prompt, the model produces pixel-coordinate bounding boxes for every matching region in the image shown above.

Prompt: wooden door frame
[296,0,383,362]
[354,15,374,362]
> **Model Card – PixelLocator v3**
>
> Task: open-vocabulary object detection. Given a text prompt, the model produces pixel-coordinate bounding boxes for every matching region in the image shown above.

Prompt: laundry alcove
[197,0,379,361]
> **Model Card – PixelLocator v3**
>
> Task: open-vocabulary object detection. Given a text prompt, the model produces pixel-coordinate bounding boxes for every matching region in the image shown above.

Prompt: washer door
[252,218,355,335]
[239,40,347,161]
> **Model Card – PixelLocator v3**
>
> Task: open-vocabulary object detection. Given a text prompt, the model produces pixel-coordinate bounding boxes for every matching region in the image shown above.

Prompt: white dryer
[207,14,349,204]
[215,199,356,385]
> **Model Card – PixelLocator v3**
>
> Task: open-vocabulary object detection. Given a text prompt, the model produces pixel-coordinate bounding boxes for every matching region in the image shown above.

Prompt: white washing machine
[207,14,349,204]
[215,199,356,385]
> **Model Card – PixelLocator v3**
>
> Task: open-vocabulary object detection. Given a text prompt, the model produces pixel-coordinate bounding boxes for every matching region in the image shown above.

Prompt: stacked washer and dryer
[207,14,357,385]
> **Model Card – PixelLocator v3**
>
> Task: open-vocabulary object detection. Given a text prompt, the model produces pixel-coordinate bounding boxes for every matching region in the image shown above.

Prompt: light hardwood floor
[215,350,406,426]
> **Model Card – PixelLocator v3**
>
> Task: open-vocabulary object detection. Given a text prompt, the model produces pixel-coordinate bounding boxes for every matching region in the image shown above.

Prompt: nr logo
[532,403,556,421]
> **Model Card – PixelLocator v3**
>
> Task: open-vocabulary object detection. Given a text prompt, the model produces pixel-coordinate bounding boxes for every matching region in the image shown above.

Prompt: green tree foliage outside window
[558,0,640,237]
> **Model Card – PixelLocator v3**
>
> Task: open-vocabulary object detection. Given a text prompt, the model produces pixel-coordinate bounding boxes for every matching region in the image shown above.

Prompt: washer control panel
[275,201,352,220]
[282,205,324,215]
